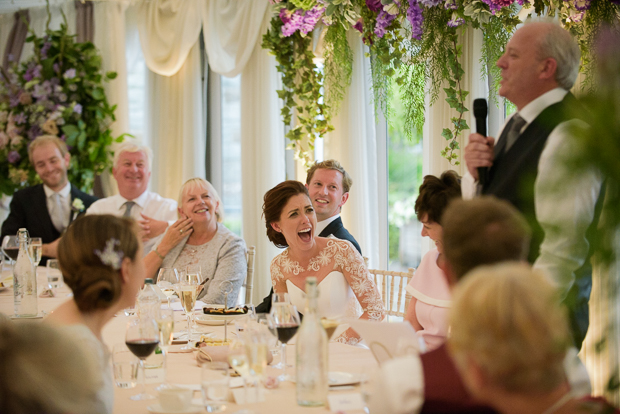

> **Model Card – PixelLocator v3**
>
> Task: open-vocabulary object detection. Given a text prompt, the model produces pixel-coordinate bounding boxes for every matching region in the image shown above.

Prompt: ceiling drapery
[137,0,268,78]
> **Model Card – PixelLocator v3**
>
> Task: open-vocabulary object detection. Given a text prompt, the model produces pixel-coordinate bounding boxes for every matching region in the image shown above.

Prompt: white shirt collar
[316,214,340,236]
[518,88,568,125]
[43,182,71,198]
[117,190,149,212]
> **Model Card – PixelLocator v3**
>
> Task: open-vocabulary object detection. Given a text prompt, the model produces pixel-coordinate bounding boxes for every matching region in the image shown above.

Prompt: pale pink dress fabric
[406,248,452,351]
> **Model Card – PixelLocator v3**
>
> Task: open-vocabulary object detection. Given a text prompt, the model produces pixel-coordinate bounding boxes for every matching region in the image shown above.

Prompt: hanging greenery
[262,0,620,166]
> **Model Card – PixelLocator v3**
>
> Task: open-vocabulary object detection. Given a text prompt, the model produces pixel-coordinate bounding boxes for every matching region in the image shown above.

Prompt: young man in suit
[1,135,98,264]
[255,159,360,313]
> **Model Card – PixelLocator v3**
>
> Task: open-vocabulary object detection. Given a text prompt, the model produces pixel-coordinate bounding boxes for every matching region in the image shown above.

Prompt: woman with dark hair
[404,170,461,351]
[263,180,385,345]
[45,215,145,414]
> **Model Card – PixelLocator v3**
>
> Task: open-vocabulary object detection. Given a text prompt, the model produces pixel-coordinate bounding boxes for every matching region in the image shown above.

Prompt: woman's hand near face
[157,215,194,257]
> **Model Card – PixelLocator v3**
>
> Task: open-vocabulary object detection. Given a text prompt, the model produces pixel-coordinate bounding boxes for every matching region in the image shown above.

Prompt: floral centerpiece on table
[0,15,122,197]
[262,0,620,166]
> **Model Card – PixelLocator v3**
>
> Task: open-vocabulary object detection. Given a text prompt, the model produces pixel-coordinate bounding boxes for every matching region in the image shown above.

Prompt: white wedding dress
[287,271,362,339]
[270,238,385,345]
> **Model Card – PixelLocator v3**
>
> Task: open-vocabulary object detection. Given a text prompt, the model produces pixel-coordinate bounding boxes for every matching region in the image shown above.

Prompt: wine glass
[28,237,42,267]
[269,300,300,381]
[321,317,341,341]
[125,317,159,400]
[156,268,179,309]
[201,361,229,412]
[2,235,19,265]
[179,271,200,350]
[258,315,282,369]
[156,307,175,390]
[228,339,251,400]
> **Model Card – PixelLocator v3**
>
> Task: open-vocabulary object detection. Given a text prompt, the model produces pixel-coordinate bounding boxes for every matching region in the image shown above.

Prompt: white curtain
[202,0,269,78]
[240,8,286,303]
[323,30,380,268]
[146,41,204,200]
[93,1,129,197]
[0,13,13,61]
[137,0,202,77]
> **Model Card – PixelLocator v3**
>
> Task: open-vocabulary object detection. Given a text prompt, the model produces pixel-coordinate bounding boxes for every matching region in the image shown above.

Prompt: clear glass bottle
[13,228,37,317]
[296,277,328,406]
[139,278,164,370]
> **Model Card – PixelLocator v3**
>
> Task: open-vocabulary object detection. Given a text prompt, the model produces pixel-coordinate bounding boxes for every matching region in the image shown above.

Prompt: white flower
[384,3,399,15]
[72,198,85,212]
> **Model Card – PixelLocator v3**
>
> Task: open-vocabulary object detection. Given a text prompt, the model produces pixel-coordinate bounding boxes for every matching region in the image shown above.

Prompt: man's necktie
[50,193,67,232]
[503,113,527,154]
[123,201,136,217]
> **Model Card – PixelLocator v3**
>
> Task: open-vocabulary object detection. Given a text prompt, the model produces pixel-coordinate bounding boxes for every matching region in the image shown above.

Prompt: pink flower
[353,18,364,33]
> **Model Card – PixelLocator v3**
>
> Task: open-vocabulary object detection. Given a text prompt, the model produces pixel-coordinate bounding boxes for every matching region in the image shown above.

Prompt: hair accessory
[94,238,124,270]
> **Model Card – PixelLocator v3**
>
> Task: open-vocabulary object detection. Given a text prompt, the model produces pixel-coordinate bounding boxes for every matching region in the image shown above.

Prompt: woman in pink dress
[405,170,461,351]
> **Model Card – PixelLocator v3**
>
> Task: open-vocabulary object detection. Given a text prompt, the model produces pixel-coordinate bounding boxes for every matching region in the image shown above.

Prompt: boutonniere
[72,198,85,213]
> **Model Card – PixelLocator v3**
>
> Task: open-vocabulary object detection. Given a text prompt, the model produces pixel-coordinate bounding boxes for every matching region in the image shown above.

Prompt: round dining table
[0,266,377,414]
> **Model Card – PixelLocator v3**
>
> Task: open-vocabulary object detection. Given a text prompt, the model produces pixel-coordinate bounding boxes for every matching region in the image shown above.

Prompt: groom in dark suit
[256,159,360,313]
[1,135,97,264]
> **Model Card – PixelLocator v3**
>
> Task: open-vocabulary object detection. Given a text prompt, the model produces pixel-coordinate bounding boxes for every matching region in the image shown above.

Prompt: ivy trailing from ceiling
[263,0,620,167]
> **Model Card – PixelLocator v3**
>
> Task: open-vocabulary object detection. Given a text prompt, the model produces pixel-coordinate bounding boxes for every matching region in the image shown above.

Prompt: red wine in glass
[276,324,299,344]
[126,340,159,358]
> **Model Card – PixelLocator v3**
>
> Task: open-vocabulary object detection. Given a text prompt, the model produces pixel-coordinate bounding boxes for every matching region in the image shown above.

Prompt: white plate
[328,372,360,386]
[194,315,225,326]
[147,403,202,414]
[196,312,247,322]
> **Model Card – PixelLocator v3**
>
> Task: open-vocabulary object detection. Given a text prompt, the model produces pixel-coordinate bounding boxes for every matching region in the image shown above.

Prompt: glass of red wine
[125,317,159,400]
[2,235,19,265]
[268,298,300,382]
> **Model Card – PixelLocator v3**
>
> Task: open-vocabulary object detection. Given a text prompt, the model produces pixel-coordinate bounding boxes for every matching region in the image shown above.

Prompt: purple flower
[53,63,60,74]
[299,5,324,36]
[28,125,42,141]
[447,16,465,27]
[374,10,397,38]
[13,113,27,125]
[41,41,51,58]
[63,68,76,79]
[7,151,20,164]
[9,94,20,108]
[419,0,443,6]
[279,7,293,24]
[571,0,591,11]
[281,9,304,36]
[481,0,513,12]
[444,0,458,9]
[353,18,364,33]
[32,83,51,100]
[515,0,530,4]
[73,103,83,114]
[407,0,424,40]
[366,0,382,12]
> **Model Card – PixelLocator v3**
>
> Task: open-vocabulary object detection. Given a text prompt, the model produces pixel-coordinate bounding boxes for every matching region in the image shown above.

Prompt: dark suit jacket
[1,184,98,264]
[255,216,361,313]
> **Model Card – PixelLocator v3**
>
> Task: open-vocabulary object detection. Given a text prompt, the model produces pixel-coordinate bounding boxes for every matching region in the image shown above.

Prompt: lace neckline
[282,239,336,275]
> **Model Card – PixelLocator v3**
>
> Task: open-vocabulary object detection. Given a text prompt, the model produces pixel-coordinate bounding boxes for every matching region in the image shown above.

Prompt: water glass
[112,343,139,389]
[46,259,63,288]
[201,361,229,413]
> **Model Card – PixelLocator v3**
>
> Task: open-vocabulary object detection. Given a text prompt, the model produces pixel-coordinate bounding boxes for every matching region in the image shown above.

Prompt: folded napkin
[196,344,231,365]
[39,288,55,298]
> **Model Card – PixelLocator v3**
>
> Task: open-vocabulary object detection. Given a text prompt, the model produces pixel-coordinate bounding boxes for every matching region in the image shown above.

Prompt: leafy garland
[0,12,122,196]
[262,0,620,166]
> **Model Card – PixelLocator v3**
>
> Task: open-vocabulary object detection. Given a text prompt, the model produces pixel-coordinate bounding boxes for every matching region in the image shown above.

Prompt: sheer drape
[93,2,130,197]
[240,8,286,303]
[323,30,380,268]
[202,0,268,78]
[147,42,204,200]
[2,11,29,70]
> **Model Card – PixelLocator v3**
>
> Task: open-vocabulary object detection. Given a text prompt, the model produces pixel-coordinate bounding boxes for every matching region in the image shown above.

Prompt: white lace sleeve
[332,240,386,344]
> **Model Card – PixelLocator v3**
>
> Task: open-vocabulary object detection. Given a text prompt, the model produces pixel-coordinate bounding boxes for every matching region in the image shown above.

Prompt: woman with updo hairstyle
[448,263,619,414]
[404,170,461,351]
[46,215,145,414]
[263,180,384,345]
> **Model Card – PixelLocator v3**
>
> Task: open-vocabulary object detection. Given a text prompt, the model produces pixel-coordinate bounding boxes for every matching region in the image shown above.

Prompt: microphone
[473,98,488,186]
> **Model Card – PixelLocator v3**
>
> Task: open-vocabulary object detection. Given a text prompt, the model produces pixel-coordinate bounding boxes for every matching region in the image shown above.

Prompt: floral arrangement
[0,14,122,196]
[263,0,620,166]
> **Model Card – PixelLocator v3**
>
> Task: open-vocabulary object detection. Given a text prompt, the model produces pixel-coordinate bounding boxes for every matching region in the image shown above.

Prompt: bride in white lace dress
[264,181,385,345]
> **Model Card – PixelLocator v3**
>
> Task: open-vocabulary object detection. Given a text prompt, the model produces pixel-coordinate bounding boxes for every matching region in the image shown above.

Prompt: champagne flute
[125,317,159,400]
[269,301,300,381]
[156,268,179,309]
[156,307,175,390]
[28,237,42,267]
[179,272,200,350]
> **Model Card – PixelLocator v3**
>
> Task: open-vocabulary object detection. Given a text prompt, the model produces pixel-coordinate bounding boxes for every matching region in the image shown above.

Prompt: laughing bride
[263,180,385,345]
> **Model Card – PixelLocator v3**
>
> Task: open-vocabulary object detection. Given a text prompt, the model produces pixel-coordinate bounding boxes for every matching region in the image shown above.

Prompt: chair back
[367,267,415,320]
[244,246,256,304]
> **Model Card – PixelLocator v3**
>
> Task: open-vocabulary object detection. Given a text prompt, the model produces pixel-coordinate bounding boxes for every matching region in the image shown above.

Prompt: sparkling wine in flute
[157,319,174,348]
[246,342,268,376]
[180,288,198,314]
[160,288,176,299]
[276,324,299,344]
[126,340,159,359]
[321,318,340,340]
[28,244,42,266]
